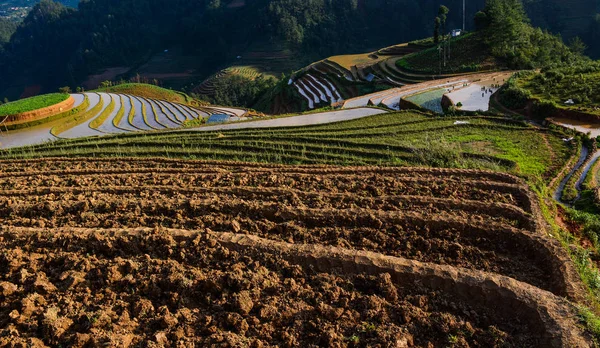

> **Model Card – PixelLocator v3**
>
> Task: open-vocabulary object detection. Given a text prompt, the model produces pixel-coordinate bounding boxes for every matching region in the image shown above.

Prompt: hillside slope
[0,0,597,102]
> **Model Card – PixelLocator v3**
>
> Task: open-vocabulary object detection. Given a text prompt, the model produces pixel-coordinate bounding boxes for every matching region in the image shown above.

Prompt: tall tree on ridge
[434,16,441,44]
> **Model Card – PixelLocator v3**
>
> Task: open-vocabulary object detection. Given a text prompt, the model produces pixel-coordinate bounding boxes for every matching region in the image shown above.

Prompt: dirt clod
[232,291,254,315]
[0,281,18,296]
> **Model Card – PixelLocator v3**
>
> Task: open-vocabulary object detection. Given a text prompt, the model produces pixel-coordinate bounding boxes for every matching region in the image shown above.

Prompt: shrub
[532,100,557,119]
[499,83,531,109]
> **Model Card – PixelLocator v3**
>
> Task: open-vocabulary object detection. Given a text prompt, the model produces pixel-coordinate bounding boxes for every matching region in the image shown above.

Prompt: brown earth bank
[0,159,592,346]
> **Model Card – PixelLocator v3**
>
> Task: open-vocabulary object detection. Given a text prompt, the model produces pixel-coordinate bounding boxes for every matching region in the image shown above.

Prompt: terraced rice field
[193,66,273,97]
[272,41,505,114]
[0,93,246,149]
[405,89,447,114]
[0,159,590,346]
[0,112,570,187]
[445,72,512,112]
[292,74,343,109]
[342,72,511,110]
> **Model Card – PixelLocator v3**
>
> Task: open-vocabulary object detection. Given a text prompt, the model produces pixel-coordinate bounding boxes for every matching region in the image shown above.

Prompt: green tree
[438,5,449,35]
[474,11,489,31]
[99,81,112,90]
[58,86,71,94]
[569,37,587,55]
[480,0,579,69]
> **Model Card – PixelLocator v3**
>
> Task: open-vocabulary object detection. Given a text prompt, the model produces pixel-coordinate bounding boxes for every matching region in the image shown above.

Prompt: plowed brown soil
[0,159,587,347]
[0,229,541,347]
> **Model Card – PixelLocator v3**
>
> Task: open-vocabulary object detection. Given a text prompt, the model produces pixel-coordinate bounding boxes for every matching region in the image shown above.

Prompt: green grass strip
[135,96,157,129]
[112,95,127,129]
[146,98,168,128]
[155,100,181,125]
[89,95,116,131]
[126,96,141,130]
[51,94,105,136]
[0,93,69,117]
[583,156,600,191]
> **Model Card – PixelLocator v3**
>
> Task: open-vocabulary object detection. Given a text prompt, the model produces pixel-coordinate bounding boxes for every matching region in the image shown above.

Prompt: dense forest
[0,0,598,101]
[0,19,16,47]
[0,0,78,10]
[477,0,587,69]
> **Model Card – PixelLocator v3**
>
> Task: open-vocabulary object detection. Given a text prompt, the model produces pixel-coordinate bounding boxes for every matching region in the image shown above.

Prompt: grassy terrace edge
[0,93,70,117]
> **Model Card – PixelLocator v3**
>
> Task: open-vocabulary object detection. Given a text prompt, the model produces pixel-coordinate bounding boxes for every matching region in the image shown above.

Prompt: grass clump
[578,305,600,345]
[0,93,69,117]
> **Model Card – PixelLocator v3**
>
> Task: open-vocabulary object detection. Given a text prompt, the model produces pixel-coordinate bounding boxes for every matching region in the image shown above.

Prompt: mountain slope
[0,0,597,103]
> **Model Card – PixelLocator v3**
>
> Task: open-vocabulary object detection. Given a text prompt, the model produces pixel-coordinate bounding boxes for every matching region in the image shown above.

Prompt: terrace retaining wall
[3,96,75,125]
[215,231,592,348]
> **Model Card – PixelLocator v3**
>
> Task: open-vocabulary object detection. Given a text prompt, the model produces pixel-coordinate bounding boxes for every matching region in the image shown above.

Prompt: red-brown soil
[0,158,591,346]
[0,229,546,347]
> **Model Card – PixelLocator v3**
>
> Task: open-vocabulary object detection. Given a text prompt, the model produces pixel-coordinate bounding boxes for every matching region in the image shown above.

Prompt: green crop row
[50,94,105,136]
[89,95,116,130]
[112,95,127,129]
[2,111,567,182]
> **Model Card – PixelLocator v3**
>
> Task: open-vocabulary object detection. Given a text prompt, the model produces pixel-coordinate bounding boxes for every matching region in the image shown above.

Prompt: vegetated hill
[0,0,598,103]
[0,0,77,22]
[524,0,600,58]
[499,62,600,119]
[0,0,78,12]
[0,0,486,102]
[257,0,588,115]
[397,33,498,74]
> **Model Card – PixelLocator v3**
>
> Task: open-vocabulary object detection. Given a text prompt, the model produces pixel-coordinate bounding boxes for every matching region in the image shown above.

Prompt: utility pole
[438,46,443,75]
[463,0,466,32]
[448,32,451,60]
